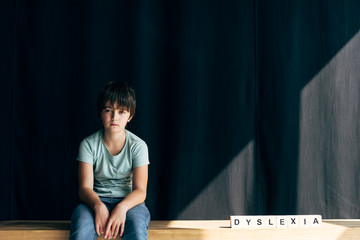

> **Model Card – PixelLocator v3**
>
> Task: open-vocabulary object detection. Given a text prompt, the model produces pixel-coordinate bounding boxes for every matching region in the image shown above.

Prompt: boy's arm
[78,162,109,236]
[105,165,148,239]
[117,164,148,210]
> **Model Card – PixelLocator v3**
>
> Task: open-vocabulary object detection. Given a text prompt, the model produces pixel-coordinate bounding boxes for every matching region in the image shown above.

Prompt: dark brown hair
[97,82,136,118]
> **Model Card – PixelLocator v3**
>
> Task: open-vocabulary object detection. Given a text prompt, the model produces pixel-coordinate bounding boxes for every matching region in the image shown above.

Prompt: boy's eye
[104,109,112,113]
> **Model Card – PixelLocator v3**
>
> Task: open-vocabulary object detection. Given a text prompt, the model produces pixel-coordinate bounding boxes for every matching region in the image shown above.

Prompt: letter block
[277,216,288,228]
[230,215,322,229]
[300,215,311,228]
[265,216,277,228]
[230,216,242,229]
[288,216,300,228]
[254,216,266,229]
[311,215,322,228]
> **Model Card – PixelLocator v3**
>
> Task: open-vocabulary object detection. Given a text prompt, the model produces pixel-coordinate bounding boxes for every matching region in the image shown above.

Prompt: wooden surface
[1,219,360,240]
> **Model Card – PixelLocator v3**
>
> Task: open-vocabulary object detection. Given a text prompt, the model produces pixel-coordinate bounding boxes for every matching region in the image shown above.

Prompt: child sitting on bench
[69,82,150,240]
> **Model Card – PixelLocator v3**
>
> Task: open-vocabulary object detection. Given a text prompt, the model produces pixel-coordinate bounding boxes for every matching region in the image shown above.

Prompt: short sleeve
[132,141,149,168]
[77,139,94,165]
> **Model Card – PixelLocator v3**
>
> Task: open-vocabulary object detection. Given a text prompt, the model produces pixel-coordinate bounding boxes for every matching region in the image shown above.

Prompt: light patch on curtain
[298,30,360,218]
[177,140,256,220]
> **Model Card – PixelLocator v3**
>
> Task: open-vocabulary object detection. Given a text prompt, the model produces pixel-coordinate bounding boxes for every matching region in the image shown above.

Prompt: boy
[70,82,150,240]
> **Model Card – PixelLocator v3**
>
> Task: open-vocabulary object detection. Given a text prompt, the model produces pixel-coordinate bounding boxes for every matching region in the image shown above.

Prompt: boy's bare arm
[105,165,148,238]
[78,162,101,208]
[78,162,109,236]
[117,164,148,210]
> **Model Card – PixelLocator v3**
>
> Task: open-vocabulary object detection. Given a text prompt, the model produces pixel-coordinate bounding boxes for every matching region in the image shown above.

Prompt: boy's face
[100,101,132,134]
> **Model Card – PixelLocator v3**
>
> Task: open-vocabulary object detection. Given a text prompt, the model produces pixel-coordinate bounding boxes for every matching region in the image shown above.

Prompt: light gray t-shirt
[77,129,149,197]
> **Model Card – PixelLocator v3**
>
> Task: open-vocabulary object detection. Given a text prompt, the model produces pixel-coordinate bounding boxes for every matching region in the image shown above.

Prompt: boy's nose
[112,112,118,120]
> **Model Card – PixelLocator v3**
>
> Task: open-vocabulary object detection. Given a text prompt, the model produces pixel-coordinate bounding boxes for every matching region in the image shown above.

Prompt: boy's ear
[128,116,133,122]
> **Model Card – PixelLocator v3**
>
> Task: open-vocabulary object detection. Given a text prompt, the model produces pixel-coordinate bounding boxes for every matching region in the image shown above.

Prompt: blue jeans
[69,197,150,240]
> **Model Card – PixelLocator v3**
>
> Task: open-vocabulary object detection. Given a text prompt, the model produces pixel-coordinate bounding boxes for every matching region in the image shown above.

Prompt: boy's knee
[70,204,97,240]
[124,204,150,239]
[71,204,94,224]
[126,204,150,222]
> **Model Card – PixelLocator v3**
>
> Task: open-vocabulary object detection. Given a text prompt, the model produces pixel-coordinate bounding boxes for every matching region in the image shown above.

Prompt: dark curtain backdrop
[1,0,359,220]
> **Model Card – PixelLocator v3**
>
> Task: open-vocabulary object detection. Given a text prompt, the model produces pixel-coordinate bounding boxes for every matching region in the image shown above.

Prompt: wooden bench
[1,219,360,240]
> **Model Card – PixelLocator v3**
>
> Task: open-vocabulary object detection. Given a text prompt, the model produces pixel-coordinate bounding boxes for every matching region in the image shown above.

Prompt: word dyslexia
[230,215,322,229]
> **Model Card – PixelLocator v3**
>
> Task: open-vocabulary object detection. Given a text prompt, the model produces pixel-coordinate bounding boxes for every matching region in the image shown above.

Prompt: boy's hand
[94,202,110,236]
[104,205,127,239]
